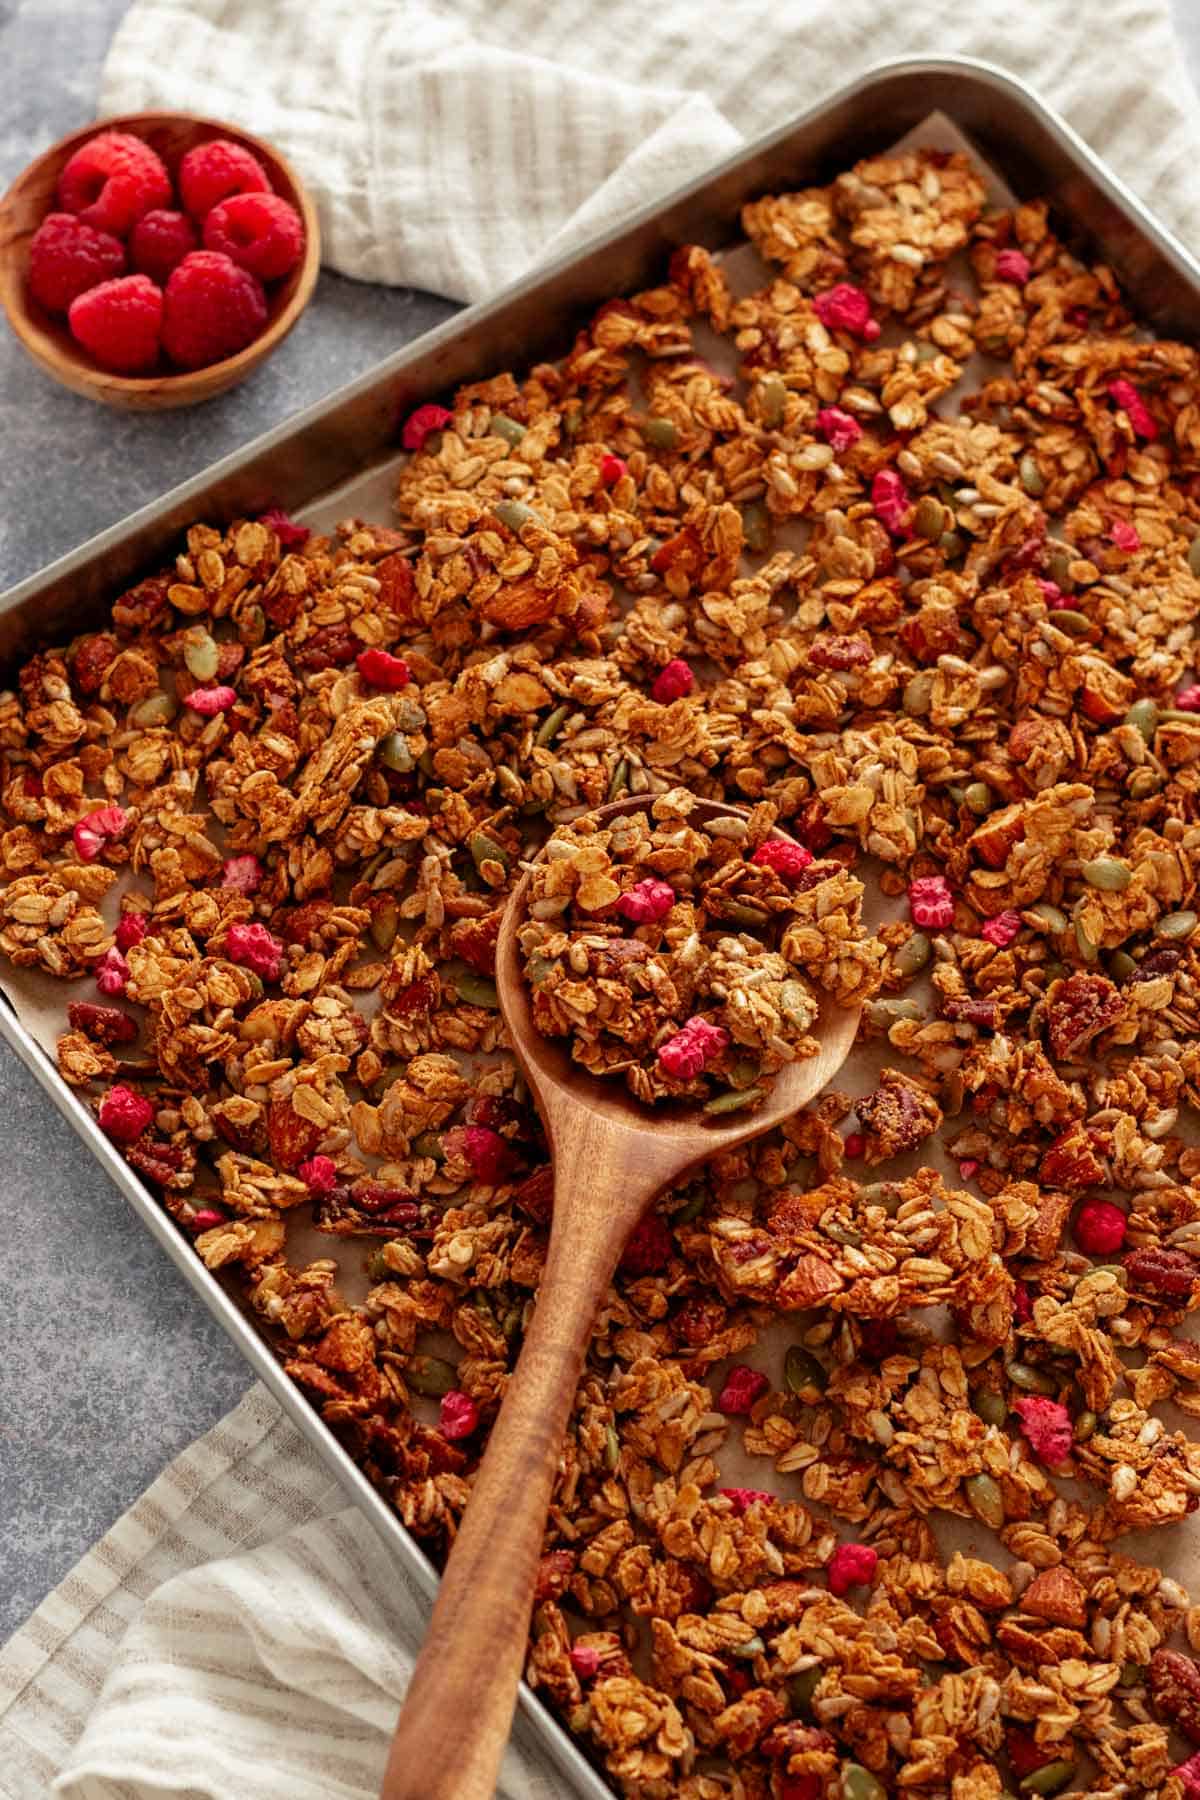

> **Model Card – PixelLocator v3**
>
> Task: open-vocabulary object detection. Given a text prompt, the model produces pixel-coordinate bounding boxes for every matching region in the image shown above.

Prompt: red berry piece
[827,1541,879,1596]
[95,946,130,997]
[258,507,310,549]
[751,839,814,880]
[203,192,304,281]
[658,1016,729,1080]
[981,909,1021,947]
[1012,1396,1073,1466]
[115,911,147,951]
[872,467,913,538]
[718,1487,774,1515]
[178,138,271,220]
[908,875,955,930]
[812,282,879,340]
[401,403,453,451]
[224,921,284,981]
[1073,1198,1127,1255]
[616,878,675,924]
[618,1212,673,1275]
[815,406,862,452]
[717,1364,769,1415]
[129,209,199,283]
[356,648,410,690]
[28,213,125,314]
[651,658,694,703]
[161,251,267,370]
[68,275,163,373]
[57,130,171,235]
[298,1155,338,1195]
[98,1083,154,1143]
[439,1391,479,1440]
[994,248,1031,285]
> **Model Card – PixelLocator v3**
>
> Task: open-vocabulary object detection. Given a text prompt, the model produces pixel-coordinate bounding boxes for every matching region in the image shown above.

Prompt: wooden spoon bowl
[0,112,321,411]
[382,797,862,1800]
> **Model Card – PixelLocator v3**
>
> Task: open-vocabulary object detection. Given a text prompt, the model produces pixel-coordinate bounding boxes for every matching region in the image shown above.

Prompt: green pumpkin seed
[536,704,568,747]
[418,748,435,777]
[606,759,629,802]
[182,628,220,681]
[128,691,178,728]
[673,1189,708,1225]
[526,952,557,985]
[1019,454,1046,497]
[723,901,769,928]
[779,979,813,1029]
[1052,609,1091,637]
[913,496,948,540]
[964,782,992,816]
[604,1423,620,1471]
[1189,534,1200,578]
[1082,857,1131,892]
[741,502,770,552]
[939,529,965,559]
[1073,1410,1097,1443]
[468,829,510,875]
[759,376,787,426]
[379,730,415,773]
[1128,767,1164,799]
[860,1181,904,1213]
[1006,1359,1055,1395]
[411,1130,444,1162]
[494,499,539,532]
[366,1249,393,1281]
[1092,1263,1128,1286]
[894,932,932,978]
[1043,960,1067,984]
[644,416,679,451]
[842,1765,886,1800]
[784,1345,826,1400]
[1047,547,1074,590]
[1029,903,1067,934]
[903,672,934,716]
[491,414,526,446]
[865,997,924,1029]
[703,1086,765,1115]
[1107,950,1137,982]
[1118,1660,1144,1686]
[1158,909,1198,941]
[456,971,500,1009]
[406,1355,457,1397]
[965,1472,1006,1530]
[370,898,399,953]
[1019,1761,1076,1796]
[973,1389,1007,1427]
[730,1634,765,1660]
[786,1665,821,1715]
[1124,698,1160,741]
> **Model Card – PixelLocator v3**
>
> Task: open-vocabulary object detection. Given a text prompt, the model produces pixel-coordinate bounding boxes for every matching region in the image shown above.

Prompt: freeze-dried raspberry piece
[1171,1751,1200,1800]
[843,1132,865,1159]
[1109,518,1140,551]
[298,1155,337,1195]
[68,275,163,373]
[356,648,410,690]
[619,1212,673,1274]
[28,213,126,314]
[98,1083,154,1143]
[221,854,262,894]
[827,1542,878,1596]
[128,209,198,283]
[958,1158,981,1181]
[1108,377,1158,440]
[224,921,284,981]
[259,507,311,549]
[203,192,305,281]
[96,945,127,999]
[1005,1728,1057,1777]
[73,804,129,862]
[569,1645,601,1680]
[981,909,1021,947]
[1013,1280,1034,1323]
[872,467,912,538]
[717,1365,769,1415]
[616,878,675,924]
[719,1487,774,1515]
[1176,685,1200,712]
[1037,577,1066,608]
[115,911,147,951]
[1013,1396,1073,1466]
[67,1002,138,1046]
[161,252,267,370]
[658,1016,729,1079]
[402,403,453,451]
[908,874,954,929]
[812,282,879,340]
[751,839,814,880]
[454,1124,512,1185]
[777,1781,820,1800]
[599,453,627,485]
[178,138,271,219]
[651,658,694,703]
[184,684,237,715]
[1073,1199,1127,1255]
[57,130,171,234]
[439,1391,479,1440]
[815,406,862,451]
[994,248,1031,285]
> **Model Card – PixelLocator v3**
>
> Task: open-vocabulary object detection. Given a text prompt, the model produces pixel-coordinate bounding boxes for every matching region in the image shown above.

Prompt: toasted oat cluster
[517,793,881,1108]
[8,142,1200,1794]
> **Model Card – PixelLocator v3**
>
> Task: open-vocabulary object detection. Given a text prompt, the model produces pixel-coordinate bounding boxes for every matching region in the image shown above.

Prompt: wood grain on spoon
[380,797,861,1800]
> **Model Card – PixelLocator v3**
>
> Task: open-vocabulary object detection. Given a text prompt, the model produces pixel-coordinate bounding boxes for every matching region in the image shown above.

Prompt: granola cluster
[7,141,1200,1794]
[516,794,880,1107]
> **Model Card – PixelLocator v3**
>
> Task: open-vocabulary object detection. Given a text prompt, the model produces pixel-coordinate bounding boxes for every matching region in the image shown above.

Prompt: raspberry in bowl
[0,113,320,410]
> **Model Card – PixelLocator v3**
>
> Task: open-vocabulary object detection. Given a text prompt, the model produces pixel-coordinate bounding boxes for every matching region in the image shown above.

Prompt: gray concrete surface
[2,0,1200,1647]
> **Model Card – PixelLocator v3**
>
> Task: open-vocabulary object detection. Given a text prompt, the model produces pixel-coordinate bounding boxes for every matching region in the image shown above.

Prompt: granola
[6,139,1200,1795]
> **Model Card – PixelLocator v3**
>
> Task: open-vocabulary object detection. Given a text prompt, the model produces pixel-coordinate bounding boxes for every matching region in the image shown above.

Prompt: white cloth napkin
[99,0,1200,304]
[0,1383,565,1800]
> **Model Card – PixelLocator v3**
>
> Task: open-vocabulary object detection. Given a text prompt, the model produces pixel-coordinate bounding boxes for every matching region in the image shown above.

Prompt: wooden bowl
[0,113,321,411]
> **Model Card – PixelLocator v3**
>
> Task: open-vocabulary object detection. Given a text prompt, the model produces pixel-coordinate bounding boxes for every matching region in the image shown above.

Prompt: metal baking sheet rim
[6,55,1200,1799]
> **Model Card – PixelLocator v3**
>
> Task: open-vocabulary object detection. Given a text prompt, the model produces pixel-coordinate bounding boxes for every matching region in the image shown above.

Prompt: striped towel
[0,1384,562,1799]
[97,0,1200,304]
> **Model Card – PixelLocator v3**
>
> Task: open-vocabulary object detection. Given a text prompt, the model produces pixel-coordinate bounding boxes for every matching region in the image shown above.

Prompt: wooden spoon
[381,797,862,1800]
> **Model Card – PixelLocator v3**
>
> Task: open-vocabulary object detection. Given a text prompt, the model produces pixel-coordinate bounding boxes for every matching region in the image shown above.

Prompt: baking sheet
[5,109,1194,1787]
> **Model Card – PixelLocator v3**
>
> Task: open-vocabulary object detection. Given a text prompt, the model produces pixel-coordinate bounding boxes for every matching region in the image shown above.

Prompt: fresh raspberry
[401,403,453,451]
[1176,685,1200,712]
[203,192,304,281]
[568,1645,601,1680]
[619,1212,673,1274]
[28,213,125,314]
[815,406,863,452]
[651,658,694,703]
[616,878,675,924]
[298,1154,337,1195]
[224,921,284,981]
[68,275,163,373]
[827,1542,878,1596]
[981,909,1021,947]
[718,1487,774,1514]
[178,138,271,220]
[1013,1280,1034,1323]
[658,1016,729,1079]
[1013,1396,1073,1466]
[259,507,310,549]
[99,1083,154,1143]
[1074,1198,1127,1255]
[908,874,954,929]
[1109,518,1140,551]
[439,1390,479,1439]
[161,251,267,370]
[73,804,129,862]
[599,453,627,486]
[128,209,198,283]
[812,282,880,340]
[843,1132,866,1159]
[115,911,147,951]
[184,684,237,715]
[994,248,1032,285]
[717,1364,770,1415]
[751,839,814,880]
[872,468,912,538]
[95,946,130,996]
[221,854,262,894]
[356,648,410,690]
[57,130,171,235]
[1108,377,1158,440]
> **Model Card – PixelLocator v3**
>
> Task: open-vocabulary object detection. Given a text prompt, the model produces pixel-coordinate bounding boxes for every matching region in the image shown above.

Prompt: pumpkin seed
[1189,533,1200,578]
[1118,1660,1144,1686]
[865,997,924,1029]
[1029,903,1067,934]
[779,979,812,1029]
[1019,1761,1076,1796]
[964,782,992,815]
[1019,454,1046,497]
[604,1423,620,1471]
[1092,1263,1128,1286]
[494,498,539,532]
[973,1389,1007,1427]
[723,901,770,928]
[644,416,679,451]
[673,1189,708,1225]
[406,1355,457,1397]
[456,971,500,1009]
[1082,857,1131,892]
[730,1634,765,1660]
[965,1472,1006,1530]
[759,376,786,426]
[411,1130,444,1162]
[370,898,399,953]
[786,1666,821,1715]
[903,671,934,716]
[1107,950,1136,982]
[606,759,629,802]
[1006,1359,1056,1395]
[703,1086,765,1115]
[129,691,178,728]
[1158,910,1198,941]
[784,1346,826,1400]
[1073,1409,1097,1443]
[366,1249,392,1281]
[1128,767,1164,799]
[741,501,770,552]
[1052,609,1091,637]
[1124,697,1160,741]
[1047,547,1074,590]
[1043,961,1067,983]
[913,496,947,539]
[860,1181,904,1213]
[491,414,526,446]
[939,528,964,559]
[842,1765,886,1800]
[526,952,557,985]
[894,932,932,978]
[536,704,568,747]
[182,628,220,681]
[379,731,414,773]
[469,829,510,875]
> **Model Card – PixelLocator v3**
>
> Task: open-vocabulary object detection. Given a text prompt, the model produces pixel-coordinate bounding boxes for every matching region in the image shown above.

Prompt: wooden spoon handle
[379,1164,637,1800]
